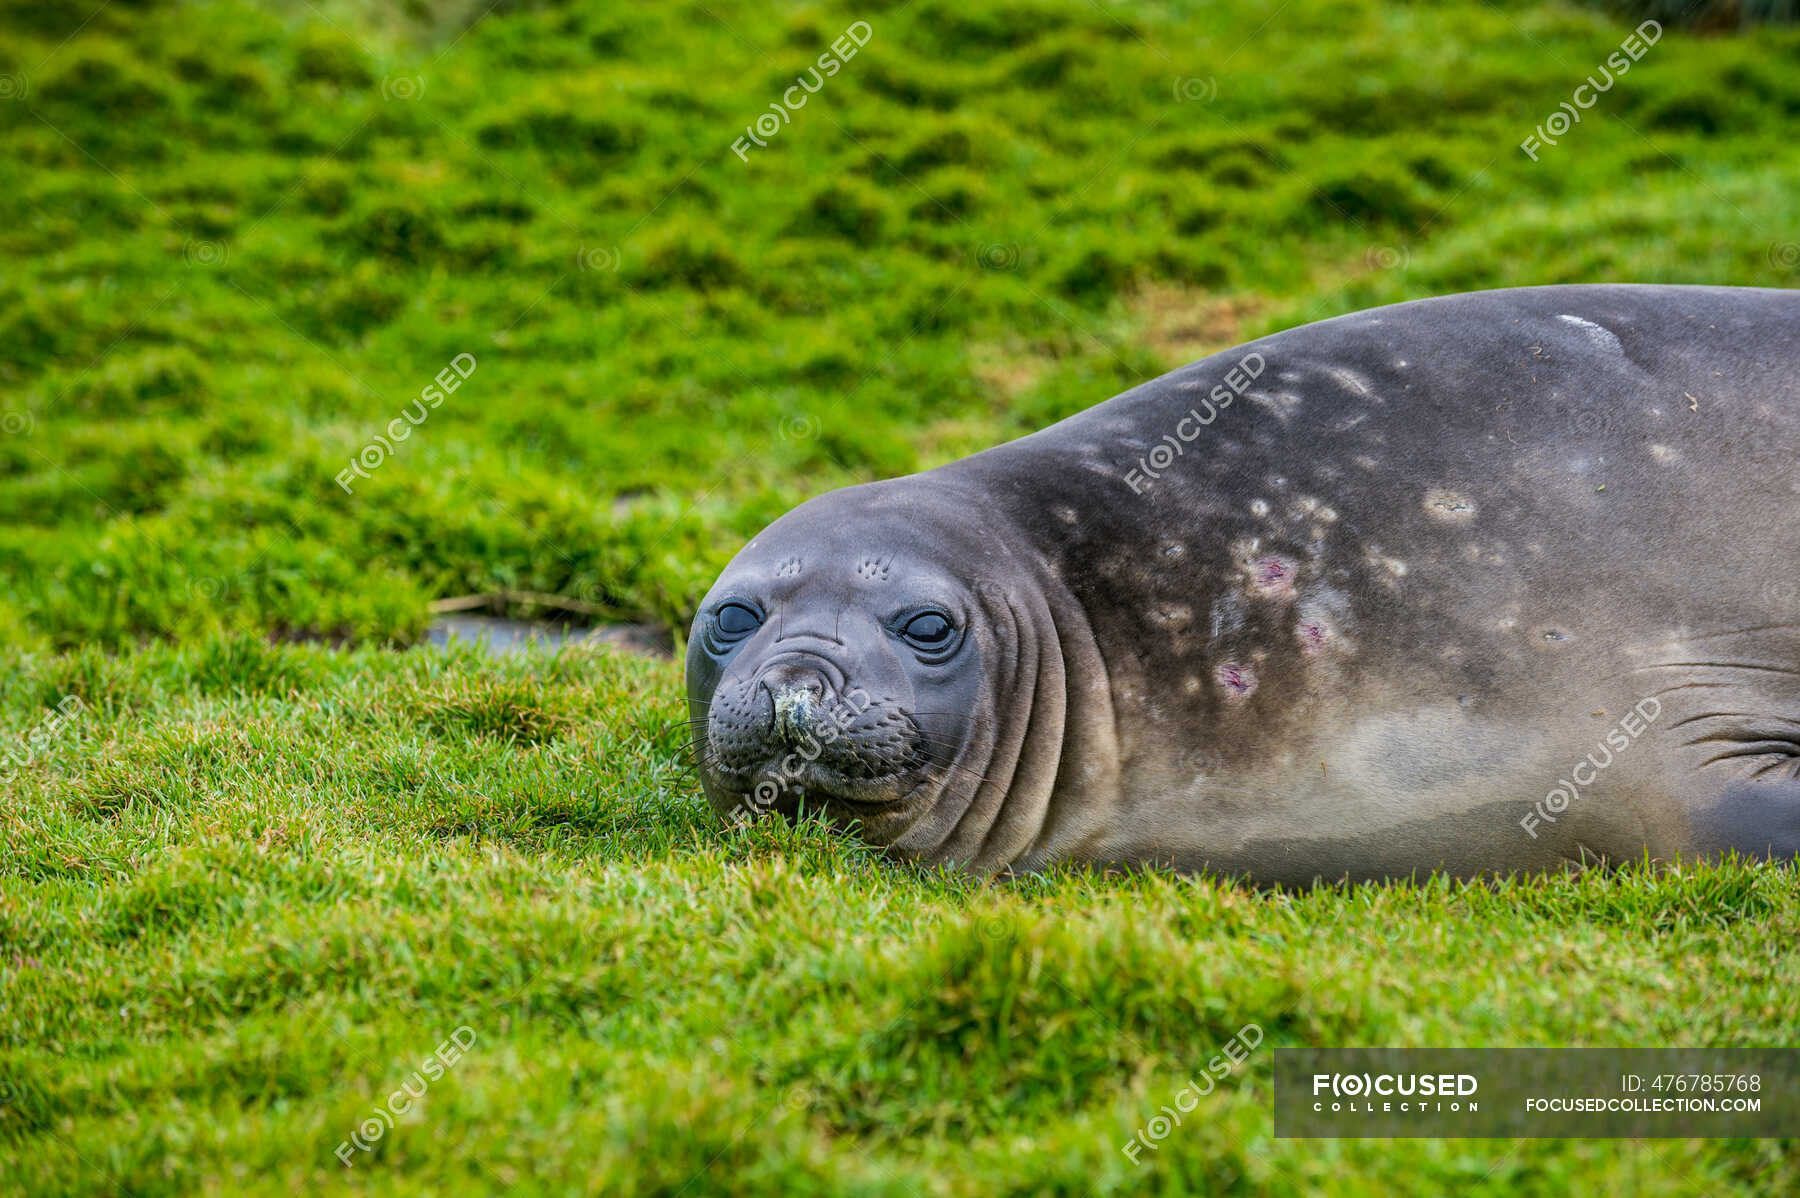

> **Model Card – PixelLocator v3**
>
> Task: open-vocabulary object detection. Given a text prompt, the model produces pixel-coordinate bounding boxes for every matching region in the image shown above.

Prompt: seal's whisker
[1620,661,1800,677]
[904,710,998,730]
[919,755,994,787]
[1653,622,1800,642]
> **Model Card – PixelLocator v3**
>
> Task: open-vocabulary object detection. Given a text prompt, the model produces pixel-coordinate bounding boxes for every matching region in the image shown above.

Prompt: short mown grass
[2,636,1796,1194]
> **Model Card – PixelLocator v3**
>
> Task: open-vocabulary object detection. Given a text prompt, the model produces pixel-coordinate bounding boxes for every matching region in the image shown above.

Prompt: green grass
[2,635,1797,1194]
[5,1,1799,1191]
[1,0,1798,649]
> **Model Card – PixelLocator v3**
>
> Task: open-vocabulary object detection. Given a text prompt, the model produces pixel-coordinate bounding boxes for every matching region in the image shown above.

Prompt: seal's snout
[760,662,831,744]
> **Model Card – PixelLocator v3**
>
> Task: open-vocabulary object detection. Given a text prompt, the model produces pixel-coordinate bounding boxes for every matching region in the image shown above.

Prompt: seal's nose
[761,663,830,744]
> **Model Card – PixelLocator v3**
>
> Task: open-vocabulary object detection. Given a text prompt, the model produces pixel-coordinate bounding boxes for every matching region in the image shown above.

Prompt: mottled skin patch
[1217,662,1257,698]
[690,285,1800,882]
[1299,619,1328,653]
[1251,555,1298,597]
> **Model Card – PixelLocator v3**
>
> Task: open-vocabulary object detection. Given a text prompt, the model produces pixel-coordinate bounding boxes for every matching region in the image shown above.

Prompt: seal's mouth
[715,755,918,820]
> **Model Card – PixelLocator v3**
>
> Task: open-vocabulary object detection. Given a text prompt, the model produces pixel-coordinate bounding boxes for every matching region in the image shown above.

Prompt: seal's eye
[900,610,953,647]
[714,601,762,639]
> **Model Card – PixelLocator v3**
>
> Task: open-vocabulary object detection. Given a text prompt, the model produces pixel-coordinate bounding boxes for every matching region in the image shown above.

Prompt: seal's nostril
[760,664,832,743]
[760,663,828,700]
[771,684,821,743]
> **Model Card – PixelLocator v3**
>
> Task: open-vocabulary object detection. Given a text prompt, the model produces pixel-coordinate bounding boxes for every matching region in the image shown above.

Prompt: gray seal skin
[686,284,1800,883]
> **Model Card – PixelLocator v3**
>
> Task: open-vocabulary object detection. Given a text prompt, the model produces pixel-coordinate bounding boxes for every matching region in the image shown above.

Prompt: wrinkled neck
[889,557,1120,874]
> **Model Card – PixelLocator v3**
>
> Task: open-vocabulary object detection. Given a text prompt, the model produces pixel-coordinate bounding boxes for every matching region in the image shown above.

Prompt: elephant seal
[686,284,1800,882]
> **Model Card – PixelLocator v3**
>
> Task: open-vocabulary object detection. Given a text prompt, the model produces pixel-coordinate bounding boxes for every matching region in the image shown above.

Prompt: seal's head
[685,477,1116,871]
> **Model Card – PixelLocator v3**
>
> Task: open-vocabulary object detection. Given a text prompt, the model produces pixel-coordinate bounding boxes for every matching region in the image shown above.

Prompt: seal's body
[688,285,1800,882]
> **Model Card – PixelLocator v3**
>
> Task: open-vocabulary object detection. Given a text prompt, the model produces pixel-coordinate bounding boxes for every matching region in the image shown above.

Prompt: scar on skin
[1424,488,1477,524]
[1252,555,1298,595]
[775,557,804,578]
[1218,662,1257,698]
[1299,620,1328,652]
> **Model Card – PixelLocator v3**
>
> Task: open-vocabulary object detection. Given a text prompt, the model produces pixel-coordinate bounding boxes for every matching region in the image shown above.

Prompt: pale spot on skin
[1246,391,1303,418]
[1229,537,1264,560]
[1649,444,1677,464]
[1364,546,1407,578]
[1556,314,1624,355]
[1249,499,1271,517]
[1054,506,1079,525]
[1354,455,1379,471]
[1327,366,1373,396]
[1183,675,1203,695]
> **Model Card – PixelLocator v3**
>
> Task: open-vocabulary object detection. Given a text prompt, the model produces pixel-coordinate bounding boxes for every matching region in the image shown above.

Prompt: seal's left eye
[714,602,762,638]
[901,611,953,647]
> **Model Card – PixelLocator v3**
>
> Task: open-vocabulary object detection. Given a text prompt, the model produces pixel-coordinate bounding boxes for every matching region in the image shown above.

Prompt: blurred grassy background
[1,0,1796,651]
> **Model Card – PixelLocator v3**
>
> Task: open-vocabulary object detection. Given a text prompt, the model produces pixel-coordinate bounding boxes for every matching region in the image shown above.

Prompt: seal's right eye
[714,601,762,639]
